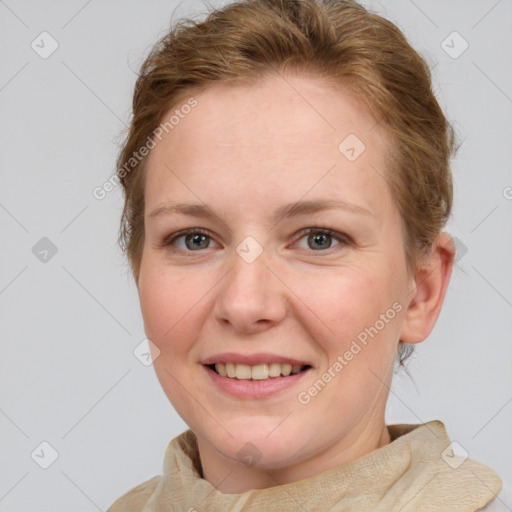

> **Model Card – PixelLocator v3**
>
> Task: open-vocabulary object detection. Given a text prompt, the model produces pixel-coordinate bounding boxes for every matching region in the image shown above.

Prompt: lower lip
[203,365,312,399]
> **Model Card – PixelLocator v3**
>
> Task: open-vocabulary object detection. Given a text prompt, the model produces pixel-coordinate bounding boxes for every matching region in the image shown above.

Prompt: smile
[209,362,311,380]
[203,361,313,399]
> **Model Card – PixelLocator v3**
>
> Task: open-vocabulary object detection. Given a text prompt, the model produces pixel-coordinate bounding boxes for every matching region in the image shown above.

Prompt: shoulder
[477,484,512,511]
[107,475,162,512]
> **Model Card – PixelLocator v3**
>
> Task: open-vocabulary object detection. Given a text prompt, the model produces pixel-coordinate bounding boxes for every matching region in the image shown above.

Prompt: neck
[198,420,391,494]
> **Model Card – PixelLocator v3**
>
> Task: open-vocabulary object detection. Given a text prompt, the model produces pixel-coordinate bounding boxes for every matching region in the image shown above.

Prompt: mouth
[206,362,312,381]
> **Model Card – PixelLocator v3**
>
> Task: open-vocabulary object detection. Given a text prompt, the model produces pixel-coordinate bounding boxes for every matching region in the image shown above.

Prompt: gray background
[1,0,511,510]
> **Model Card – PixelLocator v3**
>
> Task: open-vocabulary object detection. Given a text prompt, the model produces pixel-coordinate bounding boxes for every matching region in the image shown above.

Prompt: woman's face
[138,73,416,483]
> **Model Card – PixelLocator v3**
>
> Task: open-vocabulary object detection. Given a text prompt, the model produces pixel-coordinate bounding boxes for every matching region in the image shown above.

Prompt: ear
[399,232,456,344]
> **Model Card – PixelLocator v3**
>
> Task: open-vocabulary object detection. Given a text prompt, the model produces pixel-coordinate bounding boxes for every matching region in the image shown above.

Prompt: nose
[213,245,287,334]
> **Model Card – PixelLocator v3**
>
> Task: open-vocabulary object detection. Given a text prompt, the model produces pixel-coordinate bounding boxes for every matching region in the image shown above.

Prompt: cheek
[292,264,404,403]
[298,270,401,399]
[138,263,213,414]
[291,266,400,344]
[138,262,209,356]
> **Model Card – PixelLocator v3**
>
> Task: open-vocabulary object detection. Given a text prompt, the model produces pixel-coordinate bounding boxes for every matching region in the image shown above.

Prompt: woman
[108,0,506,509]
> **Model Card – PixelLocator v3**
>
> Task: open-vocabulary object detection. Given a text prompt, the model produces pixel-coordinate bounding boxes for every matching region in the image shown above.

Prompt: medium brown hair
[116,0,457,364]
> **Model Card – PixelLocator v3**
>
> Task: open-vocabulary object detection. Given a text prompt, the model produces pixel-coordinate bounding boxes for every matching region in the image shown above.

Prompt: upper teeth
[214,363,304,380]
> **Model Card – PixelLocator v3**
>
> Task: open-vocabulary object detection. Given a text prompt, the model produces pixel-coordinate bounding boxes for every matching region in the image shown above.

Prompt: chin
[201,418,311,469]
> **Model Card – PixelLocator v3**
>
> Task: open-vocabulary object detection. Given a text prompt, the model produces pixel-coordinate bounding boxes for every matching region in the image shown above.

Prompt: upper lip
[201,352,312,367]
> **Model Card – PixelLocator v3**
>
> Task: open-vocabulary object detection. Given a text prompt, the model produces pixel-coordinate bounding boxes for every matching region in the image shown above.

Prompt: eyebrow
[148,199,374,221]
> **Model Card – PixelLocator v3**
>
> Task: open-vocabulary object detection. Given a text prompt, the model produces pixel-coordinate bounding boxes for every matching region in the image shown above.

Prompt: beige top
[108,420,501,511]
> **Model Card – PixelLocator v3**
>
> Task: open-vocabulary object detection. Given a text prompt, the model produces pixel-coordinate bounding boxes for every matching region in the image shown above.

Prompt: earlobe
[399,232,456,345]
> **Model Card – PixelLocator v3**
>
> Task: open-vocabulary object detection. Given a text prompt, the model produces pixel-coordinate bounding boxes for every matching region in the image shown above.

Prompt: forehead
[144,73,393,219]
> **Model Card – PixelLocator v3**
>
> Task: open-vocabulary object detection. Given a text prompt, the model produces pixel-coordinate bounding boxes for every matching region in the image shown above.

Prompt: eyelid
[161,226,352,252]
[161,227,221,251]
[292,226,352,251]
[294,226,352,244]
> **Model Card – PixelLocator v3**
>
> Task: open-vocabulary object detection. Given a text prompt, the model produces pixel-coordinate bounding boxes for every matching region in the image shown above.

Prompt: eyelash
[160,225,352,254]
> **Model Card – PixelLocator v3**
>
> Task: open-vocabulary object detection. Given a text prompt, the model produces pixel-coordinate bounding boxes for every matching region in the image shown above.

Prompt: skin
[137,72,455,493]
